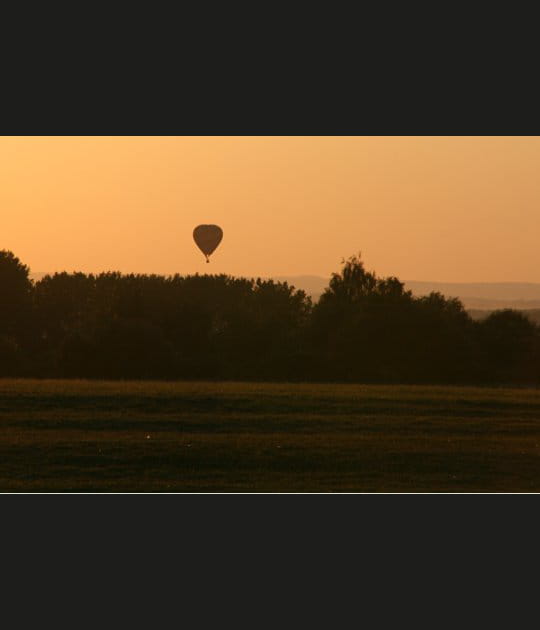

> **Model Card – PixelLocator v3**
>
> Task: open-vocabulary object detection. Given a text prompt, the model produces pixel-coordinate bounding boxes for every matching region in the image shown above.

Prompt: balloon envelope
[193,224,223,261]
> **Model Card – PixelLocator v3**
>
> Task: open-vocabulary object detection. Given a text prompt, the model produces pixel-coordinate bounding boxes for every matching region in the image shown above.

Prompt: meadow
[1,379,540,492]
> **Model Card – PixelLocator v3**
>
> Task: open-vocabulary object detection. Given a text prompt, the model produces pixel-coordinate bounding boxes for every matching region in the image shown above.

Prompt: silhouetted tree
[1,250,539,384]
[0,250,35,374]
[0,250,33,336]
[407,292,476,382]
[310,255,416,380]
[0,334,21,376]
[60,317,175,378]
[475,309,540,383]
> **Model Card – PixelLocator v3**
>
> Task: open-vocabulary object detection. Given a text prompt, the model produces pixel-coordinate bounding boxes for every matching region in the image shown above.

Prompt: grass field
[1,379,540,492]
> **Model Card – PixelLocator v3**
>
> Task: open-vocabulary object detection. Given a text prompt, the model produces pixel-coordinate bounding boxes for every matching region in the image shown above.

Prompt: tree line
[1,249,539,384]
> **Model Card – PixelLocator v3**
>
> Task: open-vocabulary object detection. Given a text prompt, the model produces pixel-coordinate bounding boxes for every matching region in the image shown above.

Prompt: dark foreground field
[1,379,540,492]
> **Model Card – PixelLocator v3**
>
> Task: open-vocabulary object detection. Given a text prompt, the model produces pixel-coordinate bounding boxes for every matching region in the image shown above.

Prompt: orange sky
[1,136,539,281]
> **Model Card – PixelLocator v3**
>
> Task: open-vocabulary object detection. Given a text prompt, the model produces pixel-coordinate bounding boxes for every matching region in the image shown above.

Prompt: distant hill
[30,272,49,282]
[404,281,540,310]
[273,276,540,312]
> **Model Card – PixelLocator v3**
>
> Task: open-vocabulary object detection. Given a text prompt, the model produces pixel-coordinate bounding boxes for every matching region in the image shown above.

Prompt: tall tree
[0,250,33,336]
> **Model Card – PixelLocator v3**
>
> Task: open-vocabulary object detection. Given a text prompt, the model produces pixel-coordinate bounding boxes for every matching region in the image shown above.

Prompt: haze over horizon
[3,136,540,282]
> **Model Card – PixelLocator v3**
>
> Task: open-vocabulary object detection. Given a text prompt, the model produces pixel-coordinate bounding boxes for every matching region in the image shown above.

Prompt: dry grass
[1,379,540,492]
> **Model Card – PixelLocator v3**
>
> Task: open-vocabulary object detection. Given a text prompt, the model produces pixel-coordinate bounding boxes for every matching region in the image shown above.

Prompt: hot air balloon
[193,224,223,263]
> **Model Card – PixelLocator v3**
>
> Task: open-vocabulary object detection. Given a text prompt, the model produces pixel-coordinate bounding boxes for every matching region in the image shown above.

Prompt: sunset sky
[1,136,539,282]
